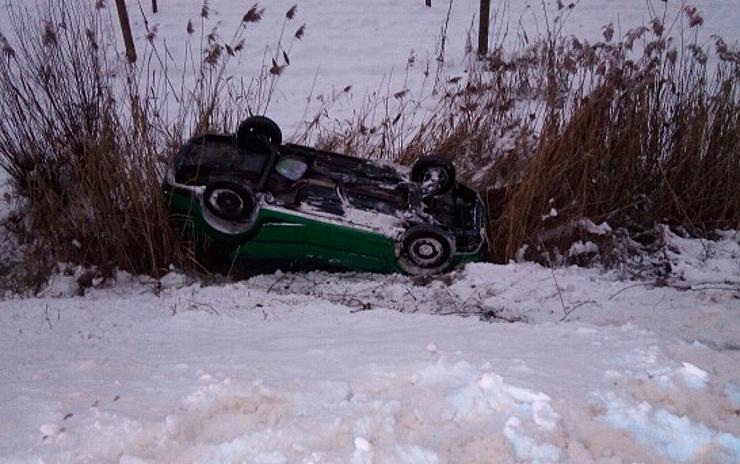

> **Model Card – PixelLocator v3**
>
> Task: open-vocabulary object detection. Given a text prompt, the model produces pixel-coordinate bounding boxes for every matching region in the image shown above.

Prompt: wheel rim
[208,188,245,219]
[408,236,445,267]
[422,167,449,194]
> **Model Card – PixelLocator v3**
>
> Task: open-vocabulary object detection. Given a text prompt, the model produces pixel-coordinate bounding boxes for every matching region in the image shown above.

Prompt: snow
[568,240,598,257]
[677,362,710,390]
[1,0,739,462]
[1,231,739,462]
[296,202,405,238]
[2,0,736,139]
[597,393,740,463]
[725,383,740,408]
[503,417,561,464]
[576,219,613,236]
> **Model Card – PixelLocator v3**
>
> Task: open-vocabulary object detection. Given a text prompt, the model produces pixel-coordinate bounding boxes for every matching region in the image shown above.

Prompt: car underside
[164,116,485,275]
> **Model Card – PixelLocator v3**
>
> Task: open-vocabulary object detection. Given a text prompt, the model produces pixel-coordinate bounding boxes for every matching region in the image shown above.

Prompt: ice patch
[597,392,740,462]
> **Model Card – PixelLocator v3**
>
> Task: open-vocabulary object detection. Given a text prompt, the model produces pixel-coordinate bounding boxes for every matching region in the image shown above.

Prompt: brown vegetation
[0,1,736,288]
[0,1,299,287]
[300,5,739,264]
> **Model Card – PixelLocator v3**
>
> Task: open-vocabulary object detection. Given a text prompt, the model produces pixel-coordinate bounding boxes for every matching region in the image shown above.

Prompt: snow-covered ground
[130,0,740,138]
[1,0,736,137]
[1,1,739,462]
[1,231,739,463]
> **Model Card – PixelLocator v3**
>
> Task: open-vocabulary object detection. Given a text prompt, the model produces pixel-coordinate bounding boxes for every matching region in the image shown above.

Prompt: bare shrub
[297,4,738,266]
[495,17,739,262]
[0,1,175,277]
[0,0,292,284]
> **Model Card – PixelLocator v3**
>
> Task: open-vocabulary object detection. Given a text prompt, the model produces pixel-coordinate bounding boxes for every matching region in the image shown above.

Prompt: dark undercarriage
[171,134,484,253]
[164,116,485,275]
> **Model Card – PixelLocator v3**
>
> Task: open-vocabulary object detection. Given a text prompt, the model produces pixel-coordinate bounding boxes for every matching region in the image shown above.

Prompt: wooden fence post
[478,0,490,56]
[114,0,137,63]
[152,0,158,14]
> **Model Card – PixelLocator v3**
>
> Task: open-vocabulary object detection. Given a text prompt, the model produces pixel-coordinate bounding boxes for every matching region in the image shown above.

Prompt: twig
[267,273,288,294]
[433,0,455,90]
[550,268,566,313]
[437,307,523,323]
[607,282,653,300]
[443,287,460,311]
[559,300,597,322]
[192,302,220,315]
[651,291,666,311]
[683,285,740,292]
[43,304,53,330]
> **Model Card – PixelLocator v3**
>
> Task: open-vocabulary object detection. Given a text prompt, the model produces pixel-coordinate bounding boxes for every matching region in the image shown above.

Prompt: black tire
[235,116,282,153]
[203,181,256,222]
[411,155,456,195]
[397,224,455,275]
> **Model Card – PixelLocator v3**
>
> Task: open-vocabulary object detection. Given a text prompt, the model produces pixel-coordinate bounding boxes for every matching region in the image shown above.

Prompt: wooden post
[425,0,431,7]
[114,0,137,63]
[478,0,490,56]
[152,0,158,14]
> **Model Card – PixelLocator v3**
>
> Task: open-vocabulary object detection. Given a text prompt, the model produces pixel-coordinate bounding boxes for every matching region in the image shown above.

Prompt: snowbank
[1,231,738,462]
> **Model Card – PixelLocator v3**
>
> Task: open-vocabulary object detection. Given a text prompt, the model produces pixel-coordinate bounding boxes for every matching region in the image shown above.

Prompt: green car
[164,116,485,275]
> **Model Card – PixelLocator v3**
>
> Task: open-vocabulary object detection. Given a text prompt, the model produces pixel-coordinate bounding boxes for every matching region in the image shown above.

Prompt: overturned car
[164,116,485,275]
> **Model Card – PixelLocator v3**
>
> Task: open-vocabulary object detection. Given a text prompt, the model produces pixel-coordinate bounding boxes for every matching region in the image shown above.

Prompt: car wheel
[235,116,282,153]
[397,224,455,275]
[204,181,256,222]
[411,155,456,195]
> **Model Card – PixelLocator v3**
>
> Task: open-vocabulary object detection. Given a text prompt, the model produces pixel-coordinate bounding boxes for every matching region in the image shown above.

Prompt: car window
[275,157,308,181]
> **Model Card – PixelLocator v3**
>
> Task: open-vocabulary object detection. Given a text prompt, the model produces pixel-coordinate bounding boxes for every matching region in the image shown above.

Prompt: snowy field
[1,1,739,463]
[1,231,739,463]
[1,0,737,136]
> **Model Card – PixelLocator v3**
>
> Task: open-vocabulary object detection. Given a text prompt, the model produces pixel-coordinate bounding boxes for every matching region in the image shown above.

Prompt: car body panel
[164,121,486,274]
[168,187,407,272]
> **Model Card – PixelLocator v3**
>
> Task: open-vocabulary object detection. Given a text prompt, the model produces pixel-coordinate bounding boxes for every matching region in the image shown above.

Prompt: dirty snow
[1,228,738,463]
[1,1,739,463]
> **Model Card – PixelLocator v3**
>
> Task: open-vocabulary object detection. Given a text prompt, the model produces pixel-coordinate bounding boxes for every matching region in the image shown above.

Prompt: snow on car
[164,116,485,275]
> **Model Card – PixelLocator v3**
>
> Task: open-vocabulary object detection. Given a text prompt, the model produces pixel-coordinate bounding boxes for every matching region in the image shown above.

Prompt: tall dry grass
[297,4,739,264]
[0,0,736,284]
[494,7,739,262]
[0,1,175,279]
[0,0,299,286]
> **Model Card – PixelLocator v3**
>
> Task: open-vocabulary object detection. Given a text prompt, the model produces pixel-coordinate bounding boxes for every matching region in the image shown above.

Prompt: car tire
[236,116,283,153]
[203,181,256,222]
[411,155,456,195]
[397,224,455,275]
